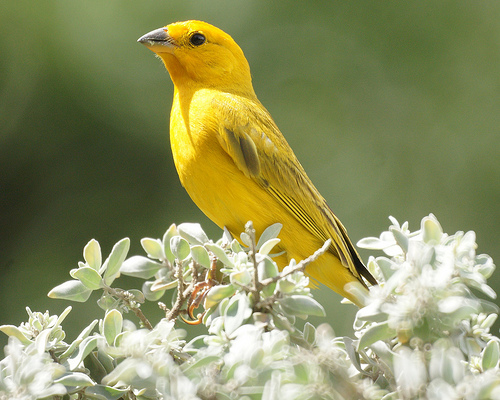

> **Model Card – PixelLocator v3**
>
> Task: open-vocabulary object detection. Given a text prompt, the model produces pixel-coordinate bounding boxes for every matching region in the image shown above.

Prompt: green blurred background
[1,1,499,351]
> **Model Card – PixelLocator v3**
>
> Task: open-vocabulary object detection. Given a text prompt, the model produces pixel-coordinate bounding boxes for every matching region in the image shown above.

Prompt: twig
[260,239,331,287]
[103,286,153,330]
[165,260,186,321]
[245,221,261,304]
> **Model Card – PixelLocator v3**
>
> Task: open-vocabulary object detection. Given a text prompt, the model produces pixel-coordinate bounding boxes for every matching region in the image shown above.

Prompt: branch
[259,239,331,287]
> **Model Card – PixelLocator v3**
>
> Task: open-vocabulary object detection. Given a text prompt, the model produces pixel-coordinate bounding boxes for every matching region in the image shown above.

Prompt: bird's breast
[168,92,278,235]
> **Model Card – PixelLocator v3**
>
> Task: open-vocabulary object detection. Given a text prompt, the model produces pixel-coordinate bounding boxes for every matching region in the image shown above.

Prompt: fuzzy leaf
[356,303,388,323]
[71,266,102,290]
[256,223,283,249]
[205,243,234,267]
[258,257,278,297]
[303,322,316,346]
[230,269,252,286]
[48,280,92,302]
[162,223,178,264]
[280,295,325,317]
[170,236,191,260]
[142,281,165,301]
[140,238,165,260]
[84,239,102,270]
[240,232,252,247]
[0,325,32,345]
[67,336,98,371]
[151,278,178,292]
[358,322,396,349]
[204,284,236,309]
[258,238,281,256]
[191,245,211,269]
[178,222,209,245]
[482,340,500,370]
[102,238,130,285]
[422,215,443,243]
[84,385,128,400]
[224,294,252,335]
[55,372,95,387]
[357,237,390,250]
[390,227,408,253]
[120,256,163,279]
[103,309,123,346]
[374,257,398,281]
[60,319,99,360]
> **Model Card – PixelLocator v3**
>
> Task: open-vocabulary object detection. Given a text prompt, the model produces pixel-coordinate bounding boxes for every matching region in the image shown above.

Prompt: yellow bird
[138,20,376,305]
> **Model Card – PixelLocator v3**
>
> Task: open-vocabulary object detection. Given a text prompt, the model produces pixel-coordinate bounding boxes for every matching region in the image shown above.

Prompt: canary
[138,20,376,305]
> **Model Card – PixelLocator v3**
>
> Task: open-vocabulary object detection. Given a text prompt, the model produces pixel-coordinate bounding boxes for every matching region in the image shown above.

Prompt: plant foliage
[1,215,498,399]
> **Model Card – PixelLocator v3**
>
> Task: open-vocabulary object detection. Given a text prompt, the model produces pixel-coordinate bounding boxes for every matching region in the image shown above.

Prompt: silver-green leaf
[48,280,92,302]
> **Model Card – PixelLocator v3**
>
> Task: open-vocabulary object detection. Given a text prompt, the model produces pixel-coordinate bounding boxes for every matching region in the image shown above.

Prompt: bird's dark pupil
[191,33,206,46]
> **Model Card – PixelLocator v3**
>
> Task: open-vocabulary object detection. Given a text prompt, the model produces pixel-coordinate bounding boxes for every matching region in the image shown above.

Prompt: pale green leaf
[390,228,408,253]
[60,319,99,359]
[162,223,178,264]
[182,355,221,378]
[191,245,211,269]
[358,322,396,349]
[224,294,252,335]
[140,238,165,260]
[357,237,390,250]
[103,309,123,346]
[482,340,499,370]
[303,322,316,346]
[480,314,498,330]
[205,243,234,267]
[258,257,278,297]
[67,336,98,370]
[170,236,190,260]
[374,257,398,281]
[256,223,283,249]
[230,269,252,286]
[84,385,129,400]
[71,266,102,290]
[258,238,281,256]
[230,239,243,253]
[0,325,32,345]
[55,372,95,387]
[151,278,178,292]
[120,255,163,279]
[280,295,325,317]
[250,348,265,369]
[102,238,130,285]
[240,232,252,247]
[84,239,102,270]
[178,222,209,245]
[142,281,165,301]
[54,306,73,328]
[422,215,443,243]
[204,284,236,309]
[356,303,388,323]
[48,280,92,302]
[258,256,279,280]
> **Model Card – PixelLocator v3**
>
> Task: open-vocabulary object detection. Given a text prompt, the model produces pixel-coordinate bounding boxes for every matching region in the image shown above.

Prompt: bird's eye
[190,33,206,46]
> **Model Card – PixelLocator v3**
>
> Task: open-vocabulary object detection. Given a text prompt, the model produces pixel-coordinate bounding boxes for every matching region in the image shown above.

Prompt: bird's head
[138,20,255,97]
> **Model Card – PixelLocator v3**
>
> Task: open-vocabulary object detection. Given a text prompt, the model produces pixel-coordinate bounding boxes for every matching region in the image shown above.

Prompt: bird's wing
[211,95,373,284]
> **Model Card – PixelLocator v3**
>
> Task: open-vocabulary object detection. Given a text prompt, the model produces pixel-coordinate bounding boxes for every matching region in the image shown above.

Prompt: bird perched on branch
[138,20,376,306]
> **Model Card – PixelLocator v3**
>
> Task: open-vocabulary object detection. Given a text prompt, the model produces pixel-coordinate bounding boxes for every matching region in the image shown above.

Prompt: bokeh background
[1,2,499,351]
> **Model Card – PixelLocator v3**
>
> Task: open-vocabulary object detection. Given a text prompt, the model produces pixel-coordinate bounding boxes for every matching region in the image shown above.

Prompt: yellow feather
[138,20,376,306]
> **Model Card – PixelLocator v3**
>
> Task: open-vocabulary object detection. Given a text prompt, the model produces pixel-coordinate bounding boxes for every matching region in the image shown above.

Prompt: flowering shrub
[1,215,498,399]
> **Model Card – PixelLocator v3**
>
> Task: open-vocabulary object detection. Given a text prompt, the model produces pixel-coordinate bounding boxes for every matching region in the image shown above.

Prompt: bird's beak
[137,27,175,53]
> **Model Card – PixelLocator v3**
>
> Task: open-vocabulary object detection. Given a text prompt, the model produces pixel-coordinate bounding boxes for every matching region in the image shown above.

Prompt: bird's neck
[160,54,257,100]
